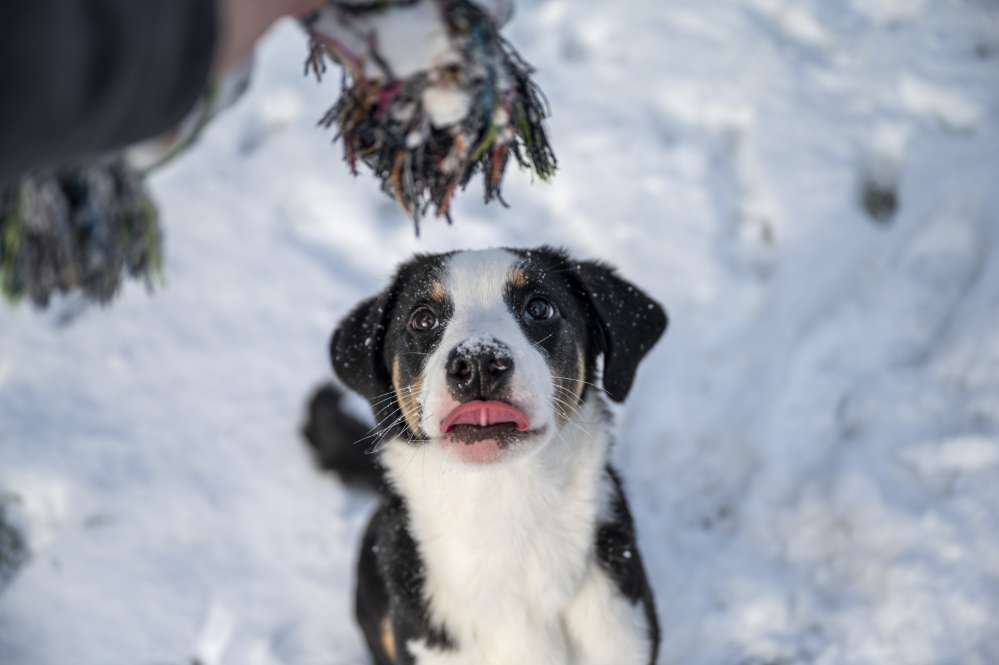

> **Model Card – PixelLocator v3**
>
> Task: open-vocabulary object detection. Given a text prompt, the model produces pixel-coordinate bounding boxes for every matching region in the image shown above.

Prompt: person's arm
[0,1,217,183]
[0,0,326,184]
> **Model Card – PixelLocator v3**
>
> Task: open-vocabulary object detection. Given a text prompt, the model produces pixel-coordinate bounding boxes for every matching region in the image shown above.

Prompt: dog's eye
[524,297,557,322]
[408,307,439,333]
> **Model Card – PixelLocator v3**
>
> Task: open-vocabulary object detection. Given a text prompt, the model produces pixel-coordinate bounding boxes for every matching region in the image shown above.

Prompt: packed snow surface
[2,1,999,663]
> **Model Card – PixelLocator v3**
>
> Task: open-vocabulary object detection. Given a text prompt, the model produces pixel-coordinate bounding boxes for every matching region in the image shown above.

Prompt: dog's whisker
[552,384,584,403]
[366,397,403,414]
[549,374,602,387]
[367,402,422,450]
[549,396,596,438]
[369,423,406,452]
[550,375,610,396]
[552,396,582,412]
[367,385,419,410]
[363,406,404,434]
[364,387,410,403]
[355,407,410,446]
[550,390,582,411]
[531,333,555,349]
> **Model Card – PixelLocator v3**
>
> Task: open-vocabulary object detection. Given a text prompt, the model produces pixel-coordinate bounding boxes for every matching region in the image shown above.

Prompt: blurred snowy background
[2,1,999,663]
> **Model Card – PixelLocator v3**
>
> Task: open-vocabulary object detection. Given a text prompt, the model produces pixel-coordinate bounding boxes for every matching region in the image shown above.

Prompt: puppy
[308,246,667,665]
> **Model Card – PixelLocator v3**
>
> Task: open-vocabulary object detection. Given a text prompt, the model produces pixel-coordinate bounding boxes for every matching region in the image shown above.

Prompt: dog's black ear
[330,291,395,402]
[575,261,668,402]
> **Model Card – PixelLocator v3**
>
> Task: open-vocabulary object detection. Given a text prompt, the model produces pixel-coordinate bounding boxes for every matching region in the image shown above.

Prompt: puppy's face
[331,247,667,466]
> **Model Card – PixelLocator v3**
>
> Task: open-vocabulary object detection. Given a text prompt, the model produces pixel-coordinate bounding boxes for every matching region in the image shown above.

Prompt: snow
[421,85,472,129]
[897,74,983,132]
[312,2,459,80]
[2,1,999,663]
[850,0,927,25]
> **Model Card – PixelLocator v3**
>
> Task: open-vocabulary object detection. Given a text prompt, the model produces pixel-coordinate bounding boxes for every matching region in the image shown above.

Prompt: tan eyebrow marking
[508,265,529,288]
[392,355,423,435]
[429,280,447,302]
[380,616,397,662]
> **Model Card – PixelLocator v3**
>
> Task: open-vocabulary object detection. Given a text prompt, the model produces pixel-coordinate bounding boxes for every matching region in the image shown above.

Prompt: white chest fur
[381,399,652,665]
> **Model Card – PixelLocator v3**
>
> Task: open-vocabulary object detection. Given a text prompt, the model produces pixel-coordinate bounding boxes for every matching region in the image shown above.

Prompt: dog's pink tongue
[441,401,530,433]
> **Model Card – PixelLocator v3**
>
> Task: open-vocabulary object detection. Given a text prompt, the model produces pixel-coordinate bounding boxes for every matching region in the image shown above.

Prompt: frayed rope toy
[304,0,556,230]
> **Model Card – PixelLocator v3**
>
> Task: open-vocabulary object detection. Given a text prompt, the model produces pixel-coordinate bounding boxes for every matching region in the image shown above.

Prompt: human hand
[305,0,552,226]
[214,0,329,74]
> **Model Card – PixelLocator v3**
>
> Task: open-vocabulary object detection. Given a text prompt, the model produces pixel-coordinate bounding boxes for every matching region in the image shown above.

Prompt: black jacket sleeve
[0,1,218,183]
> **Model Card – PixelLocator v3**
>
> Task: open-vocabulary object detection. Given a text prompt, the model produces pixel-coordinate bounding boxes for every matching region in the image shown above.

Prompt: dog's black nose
[446,341,515,400]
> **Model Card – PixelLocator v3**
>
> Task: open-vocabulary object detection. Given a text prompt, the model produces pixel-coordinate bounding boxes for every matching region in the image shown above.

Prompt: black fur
[599,467,662,664]
[357,498,456,665]
[302,384,384,490]
[573,259,668,402]
[355,509,394,665]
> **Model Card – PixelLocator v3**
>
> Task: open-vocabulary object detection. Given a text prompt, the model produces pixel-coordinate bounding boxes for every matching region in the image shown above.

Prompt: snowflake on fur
[304,0,556,231]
